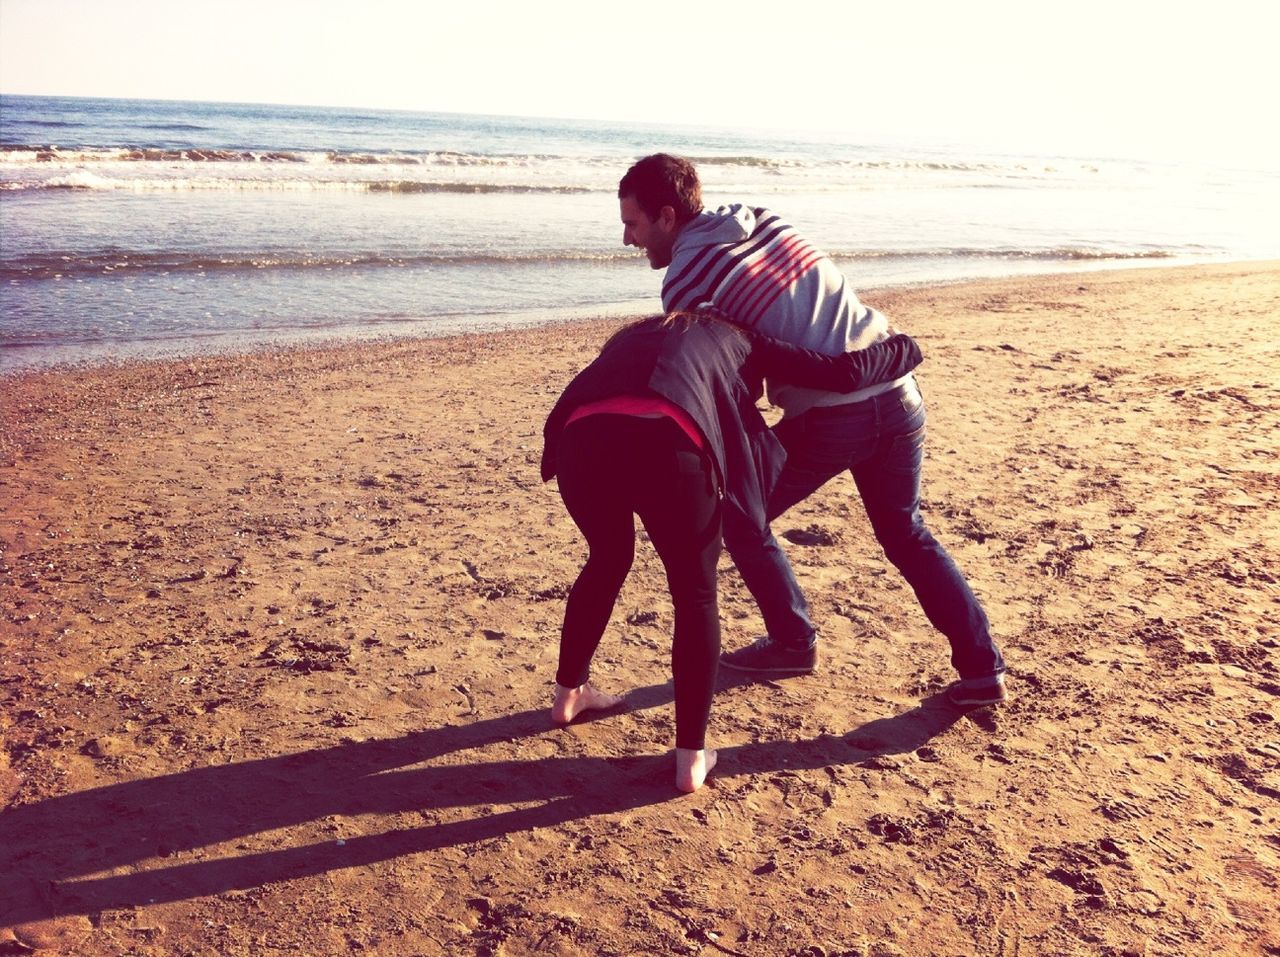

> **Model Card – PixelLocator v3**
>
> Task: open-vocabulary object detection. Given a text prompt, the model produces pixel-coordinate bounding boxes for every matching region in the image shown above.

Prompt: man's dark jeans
[723,381,1005,680]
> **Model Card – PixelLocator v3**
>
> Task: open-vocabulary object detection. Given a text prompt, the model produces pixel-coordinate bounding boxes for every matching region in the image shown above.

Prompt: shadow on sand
[1,677,967,924]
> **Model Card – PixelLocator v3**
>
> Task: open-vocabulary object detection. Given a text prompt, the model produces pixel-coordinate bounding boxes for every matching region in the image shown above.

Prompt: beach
[6,95,1280,372]
[1,261,1278,955]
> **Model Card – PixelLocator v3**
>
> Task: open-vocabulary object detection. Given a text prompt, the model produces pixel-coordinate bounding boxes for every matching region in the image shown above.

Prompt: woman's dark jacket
[541,316,923,530]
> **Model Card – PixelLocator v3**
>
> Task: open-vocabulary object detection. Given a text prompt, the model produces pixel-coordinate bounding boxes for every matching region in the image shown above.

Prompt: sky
[1,0,1278,164]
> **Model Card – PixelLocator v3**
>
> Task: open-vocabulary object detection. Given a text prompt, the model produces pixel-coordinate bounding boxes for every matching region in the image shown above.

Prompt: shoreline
[2,255,1265,377]
[3,260,1278,955]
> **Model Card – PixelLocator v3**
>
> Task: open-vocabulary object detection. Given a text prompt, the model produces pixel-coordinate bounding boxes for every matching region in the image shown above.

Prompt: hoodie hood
[675,203,757,254]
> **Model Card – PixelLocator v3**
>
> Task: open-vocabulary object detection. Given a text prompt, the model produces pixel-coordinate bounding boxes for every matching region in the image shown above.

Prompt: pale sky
[2,0,1277,164]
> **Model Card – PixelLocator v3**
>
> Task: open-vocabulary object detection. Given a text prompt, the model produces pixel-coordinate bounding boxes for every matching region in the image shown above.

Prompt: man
[617,153,1007,707]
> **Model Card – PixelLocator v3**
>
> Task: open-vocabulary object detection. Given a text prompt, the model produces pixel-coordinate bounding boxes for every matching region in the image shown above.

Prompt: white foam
[44,170,115,189]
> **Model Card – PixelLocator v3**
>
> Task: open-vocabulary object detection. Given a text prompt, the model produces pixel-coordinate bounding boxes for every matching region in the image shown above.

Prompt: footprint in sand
[781,524,843,547]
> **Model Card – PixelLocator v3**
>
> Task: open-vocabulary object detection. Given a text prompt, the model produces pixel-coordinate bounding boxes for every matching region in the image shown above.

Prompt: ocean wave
[0,246,1179,281]
[0,145,561,167]
[0,171,594,193]
[328,152,422,165]
[646,153,1099,177]
[9,119,87,129]
[0,145,1102,179]
[366,180,590,194]
[0,249,636,280]
[827,247,1176,262]
[0,146,311,164]
[141,123,214,132]
[685,155,795,169]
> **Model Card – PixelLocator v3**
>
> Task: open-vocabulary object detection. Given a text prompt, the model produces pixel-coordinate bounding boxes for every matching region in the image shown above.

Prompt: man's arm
[745,332,923,394]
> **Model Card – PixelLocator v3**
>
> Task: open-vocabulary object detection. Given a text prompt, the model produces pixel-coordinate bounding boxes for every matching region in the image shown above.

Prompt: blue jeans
[723,381,1005,680]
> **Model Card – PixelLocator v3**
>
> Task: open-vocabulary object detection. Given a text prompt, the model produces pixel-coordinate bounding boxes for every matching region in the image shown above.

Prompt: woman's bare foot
[550,682,625,725]
[675,747,717,793]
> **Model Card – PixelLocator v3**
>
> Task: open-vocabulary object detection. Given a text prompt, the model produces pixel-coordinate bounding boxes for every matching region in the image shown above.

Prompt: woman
[540,311,922,792]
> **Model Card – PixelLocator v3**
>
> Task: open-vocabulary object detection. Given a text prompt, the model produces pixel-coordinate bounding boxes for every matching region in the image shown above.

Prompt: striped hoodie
[662,204,907,417]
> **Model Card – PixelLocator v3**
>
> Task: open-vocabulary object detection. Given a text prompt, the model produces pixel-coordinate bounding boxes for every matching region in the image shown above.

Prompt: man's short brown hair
[618,153,702,225]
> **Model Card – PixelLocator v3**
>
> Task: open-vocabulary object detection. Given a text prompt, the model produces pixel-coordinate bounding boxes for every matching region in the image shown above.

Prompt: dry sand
[1,261,1278,956]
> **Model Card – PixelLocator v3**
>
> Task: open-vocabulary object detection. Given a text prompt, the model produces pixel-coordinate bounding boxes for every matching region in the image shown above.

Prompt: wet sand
[2,261,1278,955]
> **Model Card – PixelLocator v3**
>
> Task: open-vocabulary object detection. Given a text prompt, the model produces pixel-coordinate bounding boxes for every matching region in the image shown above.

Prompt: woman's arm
[746,332,923,393]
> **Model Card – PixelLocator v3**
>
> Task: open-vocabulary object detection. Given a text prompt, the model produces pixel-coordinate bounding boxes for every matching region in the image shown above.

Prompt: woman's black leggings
[555,414,722,750]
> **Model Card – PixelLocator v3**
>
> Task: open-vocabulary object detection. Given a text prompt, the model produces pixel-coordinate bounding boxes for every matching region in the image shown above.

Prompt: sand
[1,261,1277,956]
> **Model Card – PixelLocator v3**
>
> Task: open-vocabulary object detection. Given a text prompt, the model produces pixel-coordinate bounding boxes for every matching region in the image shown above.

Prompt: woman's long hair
[601,307,743,350]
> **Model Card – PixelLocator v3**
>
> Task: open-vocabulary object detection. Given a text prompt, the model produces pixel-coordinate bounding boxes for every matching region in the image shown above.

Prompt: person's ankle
[957,673,1005,689]
[675,747,717,793]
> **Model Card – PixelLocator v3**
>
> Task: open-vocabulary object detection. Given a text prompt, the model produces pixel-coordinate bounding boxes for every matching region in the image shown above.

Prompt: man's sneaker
[946,675,1008,708]
[720,636,817,675]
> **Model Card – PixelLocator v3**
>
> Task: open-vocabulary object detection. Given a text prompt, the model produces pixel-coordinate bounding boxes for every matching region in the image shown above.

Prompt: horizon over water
[3,93,1278,372]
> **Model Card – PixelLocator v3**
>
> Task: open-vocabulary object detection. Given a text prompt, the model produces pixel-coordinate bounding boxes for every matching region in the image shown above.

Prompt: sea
[2,94,1278,372]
